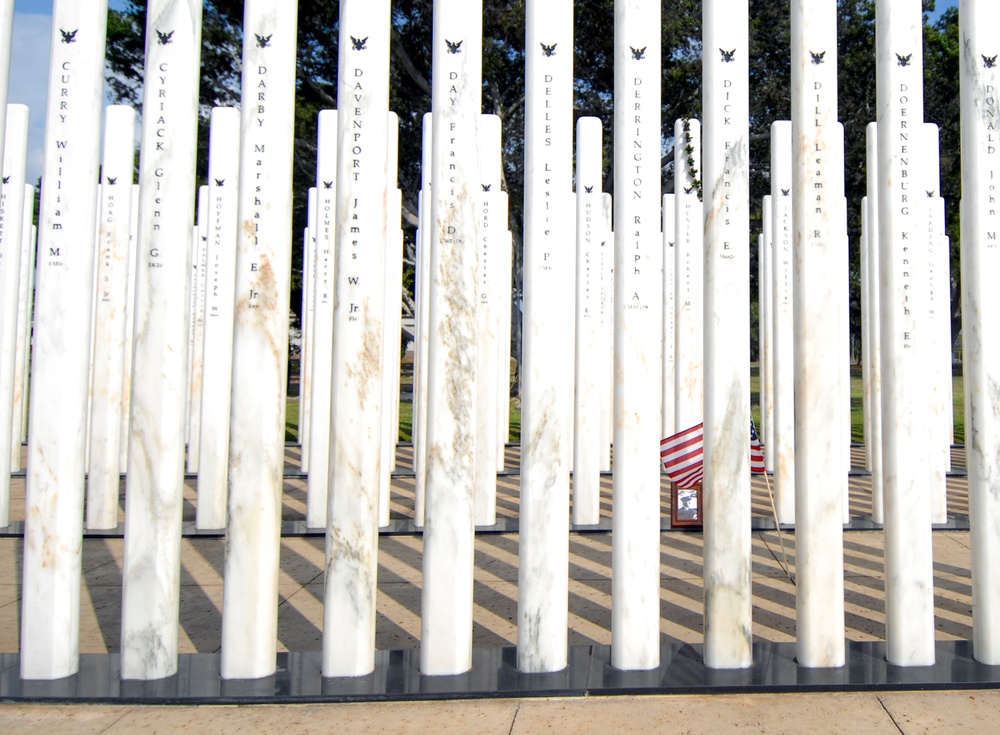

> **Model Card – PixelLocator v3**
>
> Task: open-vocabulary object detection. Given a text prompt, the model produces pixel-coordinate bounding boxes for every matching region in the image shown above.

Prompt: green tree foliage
[104,0,964,360]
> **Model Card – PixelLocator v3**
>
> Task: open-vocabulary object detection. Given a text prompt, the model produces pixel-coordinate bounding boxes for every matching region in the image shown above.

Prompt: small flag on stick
[660,423,704,488]
[750,419,766,474]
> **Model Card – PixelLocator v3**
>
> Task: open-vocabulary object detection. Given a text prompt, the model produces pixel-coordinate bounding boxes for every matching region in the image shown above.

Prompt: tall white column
[220,0,299,680]
[0,104,27,527]
[702,0,752,670]
[573,116,603,526]
[85,105,135,530]
[186,187,209,472]
[0,1,14,175]
[10,185,35,472]
[120,0,203,681]
[959,0,1000,665]
[519,0,574,674]
[323,0,390,678]
[920,123,949,521]
[20,0,108,680]
[413,113,433,526]
[876,0,935,667]
[495,195,512,473]
[381,113,403,524]
[861,198,872,471]
[790,0,845,668]
[119,185,140,473]
[611,0,662,672]
[865,123,884,523]
[599,193,613,473]
[662,194,675,440]
[474,113,500,526]
[299,187,317,472]
[761,197,773,468]
[770,122,794,525]
[195,106,240,530]
[307,110,337,528]
[674,119,703,432]
[420,0,482,676]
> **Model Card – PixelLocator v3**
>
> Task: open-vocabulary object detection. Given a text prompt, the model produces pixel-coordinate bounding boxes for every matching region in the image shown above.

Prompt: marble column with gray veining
[702,0,752,670]
[220,0,299,680]
[195,106,240,530]
[517,0,573,674]
[495,198,512,474]
[573,116,603,527]
[0,1,14,182]
[875,0,935,667]
[10,185,35,473]
[186,187,209,473]
[611,0,662,672]
[920,123,949,521]
[474,113,500,527]
[0,104,27,527]
[120,0,203,681]
[323,0,390,678]
[20,0,108,680]
[959,0,1000,665]
[118,185,141,473]
[85,105,135,531]
[770,121,794,525]
[865,122,884,524]
[307,109,337,529]
[381,112,403,525]
[861,198,872,472]
[599,193,613,473]
[674,118,703,435]
[791,0,845,668]
[420,0,482,676]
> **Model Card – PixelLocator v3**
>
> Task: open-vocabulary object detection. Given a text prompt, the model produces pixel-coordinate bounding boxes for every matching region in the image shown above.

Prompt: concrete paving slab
[880,690,1000,734]
[0,705,134,735]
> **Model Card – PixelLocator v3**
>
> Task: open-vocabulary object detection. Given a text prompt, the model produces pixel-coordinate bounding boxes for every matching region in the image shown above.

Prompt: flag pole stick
[762,469,794,584]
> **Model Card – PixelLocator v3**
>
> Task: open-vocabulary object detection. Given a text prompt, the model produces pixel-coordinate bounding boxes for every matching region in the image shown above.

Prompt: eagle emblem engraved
[781,189,790,196]
[446,39,463,54]
[482,184,491,192]
[106,177,117,185]
[60,29,78,44]
[810,51,825,65]
[2,176,9,184]
[927,190,935,197]
[684,186,694,195]
[255,33,273,49]
[984,55,998,69]
[351,36,368,51]
[896,53,912,67]
[630,46,646,61]
[323,181,334,189]
[585,186,594,193]
[541,43,557,57]
[215,179,225,187]
[156,30,174,46]
[720,48,736,63]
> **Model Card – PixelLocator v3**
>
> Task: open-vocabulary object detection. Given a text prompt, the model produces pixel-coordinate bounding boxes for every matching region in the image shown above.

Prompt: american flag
[750,419,766,474]
[660,423,704,488]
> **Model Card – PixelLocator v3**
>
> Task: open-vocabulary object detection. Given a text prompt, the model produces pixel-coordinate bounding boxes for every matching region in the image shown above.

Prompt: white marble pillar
[220,0,299,680]
[573,116,603,526]
[10,184,34,473]
[0,104,27,527]
[920,123,950,521]
[420,0,482,676]
[599,193,613,473]
[307,109,337,529]
[860,198,872,471]
[381,112,403,525]
[790,0,845,668]
[84,105,135,530]
[474,113,501,526]
[702,0,752,670]
[195,106,240,530]
[674,118,703,434]
[517,0,573,674]
[770,121,794,525]
[834,127,851,522]
[119,0,202,682]
[865,122,884,523]
[959,0,1000,665]
[20,0,108,680]
[323,0,390,678]
[611,0,662,672]
[186,187,209,473]
[760,195,773,469]
[875,0,935,667]
[495,192,512,473]
[119,185,140,473]
[0,1,14,174]
[413,112,432,526]
[299,187,317,472]
[662,194,675,440]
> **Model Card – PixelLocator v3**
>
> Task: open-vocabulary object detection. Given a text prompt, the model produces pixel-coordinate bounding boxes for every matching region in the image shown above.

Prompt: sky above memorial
[5,0,959,183]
